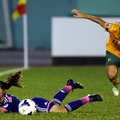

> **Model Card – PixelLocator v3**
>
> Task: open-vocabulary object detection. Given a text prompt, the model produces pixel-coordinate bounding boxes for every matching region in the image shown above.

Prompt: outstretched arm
[71,9,106,28]
[0,108,7,113]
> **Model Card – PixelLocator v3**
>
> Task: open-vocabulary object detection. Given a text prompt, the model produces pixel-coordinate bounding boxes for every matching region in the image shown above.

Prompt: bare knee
[107,73,117,81]
[50,105,68,113]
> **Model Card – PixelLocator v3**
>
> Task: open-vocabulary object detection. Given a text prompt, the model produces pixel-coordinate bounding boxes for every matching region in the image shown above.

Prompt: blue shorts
[32,97,55,112]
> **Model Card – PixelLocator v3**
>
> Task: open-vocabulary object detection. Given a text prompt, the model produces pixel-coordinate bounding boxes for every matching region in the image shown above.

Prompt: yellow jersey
[105,23,120,58]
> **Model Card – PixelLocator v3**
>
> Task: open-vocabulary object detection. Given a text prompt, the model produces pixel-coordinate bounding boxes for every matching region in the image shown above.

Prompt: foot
[67,79,83,89]
[88,94,102,102]
[112,83,119,96]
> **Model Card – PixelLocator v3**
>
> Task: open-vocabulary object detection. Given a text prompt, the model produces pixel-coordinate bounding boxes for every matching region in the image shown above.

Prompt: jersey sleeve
[0,102,12,112]
[104,23,111,31]
[1,95,20,112]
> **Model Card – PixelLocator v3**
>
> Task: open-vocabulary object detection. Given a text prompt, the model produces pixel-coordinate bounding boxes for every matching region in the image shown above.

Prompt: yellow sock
[112,77,119,84]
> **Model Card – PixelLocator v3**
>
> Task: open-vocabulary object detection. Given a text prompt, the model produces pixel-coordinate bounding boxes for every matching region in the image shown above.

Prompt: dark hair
[0,81,6,89]
[0,71,24,90]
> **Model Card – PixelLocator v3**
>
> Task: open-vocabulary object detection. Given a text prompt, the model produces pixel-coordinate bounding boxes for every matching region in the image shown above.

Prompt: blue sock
[52,86,72,104]
[64,100,83,112]
[64,96,90,112]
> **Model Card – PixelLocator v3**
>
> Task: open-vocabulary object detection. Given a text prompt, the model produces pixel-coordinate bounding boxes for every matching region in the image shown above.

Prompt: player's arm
[0,107,8,113]
[71,9,106,28]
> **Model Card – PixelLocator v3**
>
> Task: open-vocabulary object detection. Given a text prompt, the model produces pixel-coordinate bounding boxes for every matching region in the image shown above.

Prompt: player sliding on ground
[71,9,120,96]
[0,71,102,113]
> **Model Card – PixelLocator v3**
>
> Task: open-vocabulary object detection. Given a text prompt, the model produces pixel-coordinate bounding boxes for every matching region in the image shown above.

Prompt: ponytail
[0,71,24,90]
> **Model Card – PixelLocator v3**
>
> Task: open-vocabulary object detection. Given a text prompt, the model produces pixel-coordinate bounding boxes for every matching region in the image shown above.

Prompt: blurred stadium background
[0,0,120,67]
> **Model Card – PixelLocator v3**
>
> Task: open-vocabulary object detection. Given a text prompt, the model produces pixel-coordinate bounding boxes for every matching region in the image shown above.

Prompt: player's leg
[64,94,102,112]
[50,94,102,112]
[106,51,120,96]
[51,79,83,105]
[46,79,83,112]
[107,65,119,96]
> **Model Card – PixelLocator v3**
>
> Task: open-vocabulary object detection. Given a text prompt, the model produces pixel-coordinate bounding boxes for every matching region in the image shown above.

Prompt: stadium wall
[51,17,120,65]
[0,0,6,44]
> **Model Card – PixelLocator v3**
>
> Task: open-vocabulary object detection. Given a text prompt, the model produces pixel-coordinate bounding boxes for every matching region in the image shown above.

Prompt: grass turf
[0,66,120,120]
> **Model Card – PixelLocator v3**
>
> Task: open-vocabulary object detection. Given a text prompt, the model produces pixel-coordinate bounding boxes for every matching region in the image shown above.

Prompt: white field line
[0,67,29,76]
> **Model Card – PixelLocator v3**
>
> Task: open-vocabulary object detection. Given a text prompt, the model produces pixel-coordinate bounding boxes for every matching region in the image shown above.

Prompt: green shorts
[106,51,120,67]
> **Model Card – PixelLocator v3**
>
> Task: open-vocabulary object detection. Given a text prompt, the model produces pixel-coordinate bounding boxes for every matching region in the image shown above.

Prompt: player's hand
[71,9,85,18]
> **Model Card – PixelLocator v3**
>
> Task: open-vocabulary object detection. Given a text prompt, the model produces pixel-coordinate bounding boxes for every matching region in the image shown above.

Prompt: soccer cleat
[88,94,102,102]
[112,84,119,96]
[67,79,83,89]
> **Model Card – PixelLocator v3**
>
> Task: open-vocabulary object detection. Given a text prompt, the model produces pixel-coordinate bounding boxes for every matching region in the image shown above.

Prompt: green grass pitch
[0,66,120,120]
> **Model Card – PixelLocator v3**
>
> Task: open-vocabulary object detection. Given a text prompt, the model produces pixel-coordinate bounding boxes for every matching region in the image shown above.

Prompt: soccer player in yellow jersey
[71,9,120,96]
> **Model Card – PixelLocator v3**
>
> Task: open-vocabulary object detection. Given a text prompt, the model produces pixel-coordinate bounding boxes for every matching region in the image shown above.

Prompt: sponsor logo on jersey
[108,58,111,62]
[106,23,110,28]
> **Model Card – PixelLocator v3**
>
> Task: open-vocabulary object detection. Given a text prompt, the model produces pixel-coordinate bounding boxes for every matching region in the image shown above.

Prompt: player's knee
[107,74,117,82]
[106,66,118,81]
[50,105,68,112]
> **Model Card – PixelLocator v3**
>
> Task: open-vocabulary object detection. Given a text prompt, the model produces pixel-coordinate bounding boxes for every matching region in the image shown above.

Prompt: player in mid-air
[0,71,102,113]
[71,9,120,96]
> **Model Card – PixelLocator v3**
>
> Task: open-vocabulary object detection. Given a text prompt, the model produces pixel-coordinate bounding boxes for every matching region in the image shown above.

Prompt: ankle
[81,96,90,104]
[111,78,119,84]
[63,86,73,93]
